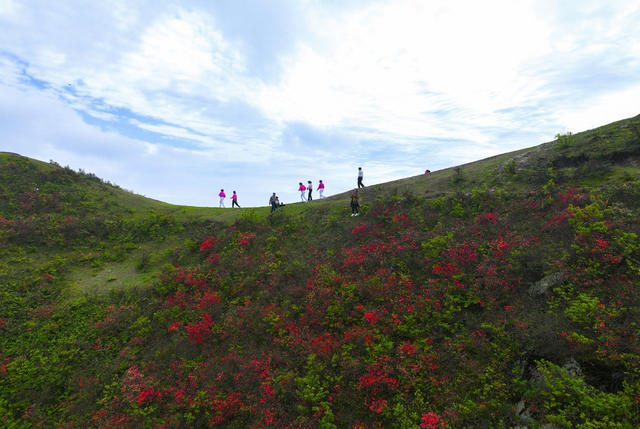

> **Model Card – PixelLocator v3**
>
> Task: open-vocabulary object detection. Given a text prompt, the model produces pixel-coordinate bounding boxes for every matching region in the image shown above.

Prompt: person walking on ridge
[318,180,325,198]
[357,167,365,188]
[307,180,313,201]
[219,189,226,208]
[298,182,307,202]
[231,191,240,208]
[269,192,278,213]
[350,189,360,216]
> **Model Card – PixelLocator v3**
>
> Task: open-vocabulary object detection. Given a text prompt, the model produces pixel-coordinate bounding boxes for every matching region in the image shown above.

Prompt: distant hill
[1,114,639,428]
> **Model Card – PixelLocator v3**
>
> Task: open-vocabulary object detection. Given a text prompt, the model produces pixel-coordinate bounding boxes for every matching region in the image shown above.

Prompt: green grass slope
[0,153,255,296]
[1,114,640,428]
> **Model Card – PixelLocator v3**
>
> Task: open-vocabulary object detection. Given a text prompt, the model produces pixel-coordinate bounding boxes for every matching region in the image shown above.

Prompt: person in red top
[318,180,325,198]
[218,189,226,208]
[231,191,240,208]
[298,182,307,202]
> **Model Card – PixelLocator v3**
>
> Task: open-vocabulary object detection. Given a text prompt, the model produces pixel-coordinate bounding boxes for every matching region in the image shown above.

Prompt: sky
[1,0,639,207]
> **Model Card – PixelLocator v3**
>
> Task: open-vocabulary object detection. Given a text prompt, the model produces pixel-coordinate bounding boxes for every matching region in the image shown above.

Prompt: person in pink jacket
[218,189,226,208]
[298,182,307,202]
[317,180,325,198]
[231,190,240,208]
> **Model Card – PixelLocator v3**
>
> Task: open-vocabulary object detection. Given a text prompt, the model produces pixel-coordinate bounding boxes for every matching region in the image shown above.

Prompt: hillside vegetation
[1,114,640,428]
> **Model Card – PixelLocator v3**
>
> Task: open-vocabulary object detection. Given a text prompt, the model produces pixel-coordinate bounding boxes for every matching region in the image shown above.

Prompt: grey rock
[515,399,534,424]
[530,367,546,387]
[529,272,564,298]
[562,357,581,377]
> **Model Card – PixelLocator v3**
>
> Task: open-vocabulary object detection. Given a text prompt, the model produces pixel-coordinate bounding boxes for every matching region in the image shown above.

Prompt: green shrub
[531,360,634,428]
[556,132,574,148]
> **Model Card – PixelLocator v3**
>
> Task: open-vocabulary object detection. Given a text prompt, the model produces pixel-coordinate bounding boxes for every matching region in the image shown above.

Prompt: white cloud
[254,0,555,147]
[0,84,150,160]
[0,0,20,17]
[0,54,22,87]
[83,109,120,122]
[434,143,503,167]
[1,5,256,143]
[555,84,640,134]
[111,10,246,97]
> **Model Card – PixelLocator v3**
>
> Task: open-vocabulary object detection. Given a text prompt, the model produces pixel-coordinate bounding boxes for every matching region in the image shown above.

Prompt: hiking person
[357,167,365,188]
[269,192,278,213]
[219,189,226,208]
[231,191,240,208]
[318,180,325,198]
[425,169,431,174]
[307,180,313,201]
[350,190,360,216]
[298,182,307,202]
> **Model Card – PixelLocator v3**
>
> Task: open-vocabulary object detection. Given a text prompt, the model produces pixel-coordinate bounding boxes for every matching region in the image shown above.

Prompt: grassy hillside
[1,114,640,428]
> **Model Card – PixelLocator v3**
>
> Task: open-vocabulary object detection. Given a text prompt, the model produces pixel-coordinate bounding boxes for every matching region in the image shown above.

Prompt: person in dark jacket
[350,190,360,216]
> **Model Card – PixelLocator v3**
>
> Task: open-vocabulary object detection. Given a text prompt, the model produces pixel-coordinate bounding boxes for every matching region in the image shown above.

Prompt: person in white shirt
[357,167,365,188]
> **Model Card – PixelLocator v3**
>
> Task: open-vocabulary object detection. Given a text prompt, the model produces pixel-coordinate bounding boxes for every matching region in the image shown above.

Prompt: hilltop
[1,114,640,428]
